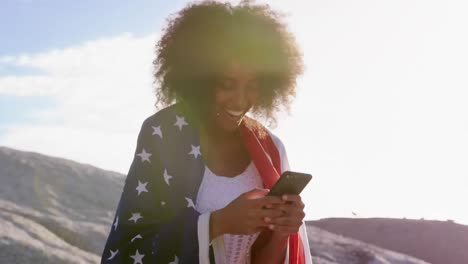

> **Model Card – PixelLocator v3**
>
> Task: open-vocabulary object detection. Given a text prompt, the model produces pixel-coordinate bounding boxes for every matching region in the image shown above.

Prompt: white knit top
[196,162,264,264]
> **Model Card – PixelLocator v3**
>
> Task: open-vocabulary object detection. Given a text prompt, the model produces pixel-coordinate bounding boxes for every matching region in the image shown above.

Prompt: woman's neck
[199,121,243,145]
[199,120,251,177]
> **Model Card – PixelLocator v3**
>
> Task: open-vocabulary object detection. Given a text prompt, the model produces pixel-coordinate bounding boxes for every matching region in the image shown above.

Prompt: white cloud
[0,33,159,173]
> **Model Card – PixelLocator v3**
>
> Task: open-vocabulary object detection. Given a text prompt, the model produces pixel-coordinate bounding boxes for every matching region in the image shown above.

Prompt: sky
[1,0,467,225]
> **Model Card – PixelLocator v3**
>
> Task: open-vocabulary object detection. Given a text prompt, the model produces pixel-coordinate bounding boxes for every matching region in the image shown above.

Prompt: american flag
[101,103,312,263]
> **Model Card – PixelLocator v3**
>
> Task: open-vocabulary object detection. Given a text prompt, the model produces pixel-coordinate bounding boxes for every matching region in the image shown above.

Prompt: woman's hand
[266,194,306,237]
[211,189,284,239]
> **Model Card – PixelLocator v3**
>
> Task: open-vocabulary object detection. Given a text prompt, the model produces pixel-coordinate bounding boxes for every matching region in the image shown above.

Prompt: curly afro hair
[153,0,303,123]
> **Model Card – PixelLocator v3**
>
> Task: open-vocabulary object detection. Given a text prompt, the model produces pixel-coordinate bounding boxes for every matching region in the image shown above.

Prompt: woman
[101,1,312,263]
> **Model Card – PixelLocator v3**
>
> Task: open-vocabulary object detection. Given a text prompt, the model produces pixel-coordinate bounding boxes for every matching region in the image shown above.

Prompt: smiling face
[207,62,260,133]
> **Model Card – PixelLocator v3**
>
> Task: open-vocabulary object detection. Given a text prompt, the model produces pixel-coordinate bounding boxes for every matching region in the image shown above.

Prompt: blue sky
[0,95,55,135]
[1,0,467,224]
[0,0,180,56]
[0,0,184,134]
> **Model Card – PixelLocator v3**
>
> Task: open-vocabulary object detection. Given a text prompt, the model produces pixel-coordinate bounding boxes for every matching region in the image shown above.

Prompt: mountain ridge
[0,146,436,263]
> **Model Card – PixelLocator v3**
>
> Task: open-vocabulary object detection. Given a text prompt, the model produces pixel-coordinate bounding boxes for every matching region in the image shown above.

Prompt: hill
[311,217,468,264]
[0,146,431,263]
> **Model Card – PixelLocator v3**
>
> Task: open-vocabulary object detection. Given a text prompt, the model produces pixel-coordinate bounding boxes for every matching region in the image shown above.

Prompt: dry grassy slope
[1,146,430,264]
[0,146,124,263]
[311,218,468,264]
[305,224,430,264]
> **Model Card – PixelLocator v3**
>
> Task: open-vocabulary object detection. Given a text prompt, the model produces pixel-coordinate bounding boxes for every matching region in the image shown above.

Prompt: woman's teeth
[225,109,244,117]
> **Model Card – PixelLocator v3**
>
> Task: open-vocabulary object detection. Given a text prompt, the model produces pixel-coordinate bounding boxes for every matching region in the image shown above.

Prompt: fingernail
[265,217,271,223]
[266,204,272,209]
[282,195,288,201]
[269,224,274,230]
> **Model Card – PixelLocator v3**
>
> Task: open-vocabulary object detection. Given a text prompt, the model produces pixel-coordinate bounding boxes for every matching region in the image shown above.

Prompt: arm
[251,230,288,263]
[101,118,200,263]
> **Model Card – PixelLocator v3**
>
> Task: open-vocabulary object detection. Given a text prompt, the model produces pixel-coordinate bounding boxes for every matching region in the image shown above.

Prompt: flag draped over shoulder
[241,124,306,264]
[101,104,312,263]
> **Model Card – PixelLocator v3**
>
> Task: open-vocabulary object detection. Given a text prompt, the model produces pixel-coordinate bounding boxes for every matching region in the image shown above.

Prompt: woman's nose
[233,85,250,110]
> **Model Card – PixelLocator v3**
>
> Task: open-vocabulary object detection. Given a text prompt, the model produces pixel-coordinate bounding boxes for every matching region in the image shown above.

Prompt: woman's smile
[218,107,246,125]
[225,109,245,117]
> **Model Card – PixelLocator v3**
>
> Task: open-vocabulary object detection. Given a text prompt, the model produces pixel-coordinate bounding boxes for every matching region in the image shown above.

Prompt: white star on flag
[131,234,143,243]
[152,125,163,138]
[185,197,195,209]
[137,149,152,163]
[161,201,166,206]
[188,145,201,158]
[163,169,173,186]
[129,213,143,223]
[174,115,188,131]
[136,181,148,196]
[169,255,179,264]
[130,249,144,264]
[113,216,119,231]
[108,249,119,260]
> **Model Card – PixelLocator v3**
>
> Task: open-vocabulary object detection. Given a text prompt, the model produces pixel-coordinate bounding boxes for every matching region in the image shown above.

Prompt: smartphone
[267,171,312,196]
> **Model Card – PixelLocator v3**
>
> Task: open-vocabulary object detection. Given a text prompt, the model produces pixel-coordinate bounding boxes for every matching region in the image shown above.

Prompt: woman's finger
[270,204,305,218]
[260,208,284,219]
[270,204,292,212]
[281,194,305,209]
[256,195,284,208]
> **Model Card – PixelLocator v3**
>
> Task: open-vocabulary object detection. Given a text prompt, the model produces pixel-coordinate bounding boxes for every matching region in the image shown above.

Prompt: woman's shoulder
[265,129,285,151]
[141,104,179,127]
[243,116,286,151]
[264,129,291,172]
[136,103,197,143]
[140,103,197,132]
[262,128,287,165]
